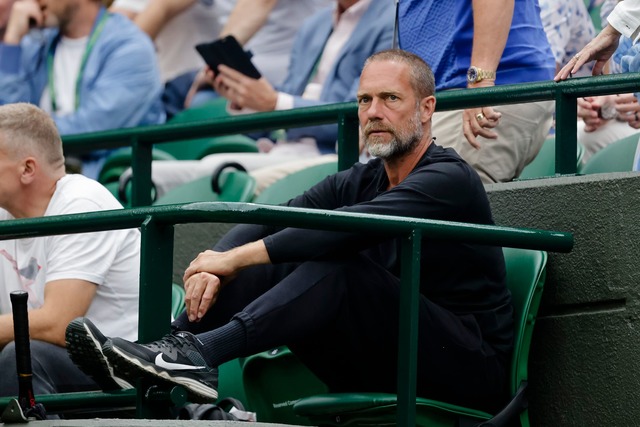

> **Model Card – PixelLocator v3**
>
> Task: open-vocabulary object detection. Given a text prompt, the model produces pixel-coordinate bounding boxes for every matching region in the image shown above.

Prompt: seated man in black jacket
[66,49,513,412]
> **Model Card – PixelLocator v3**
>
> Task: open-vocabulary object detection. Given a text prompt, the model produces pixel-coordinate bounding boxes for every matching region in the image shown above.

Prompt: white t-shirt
[0,175,140,341]
[112,0,221,82]
[39,36,88,116]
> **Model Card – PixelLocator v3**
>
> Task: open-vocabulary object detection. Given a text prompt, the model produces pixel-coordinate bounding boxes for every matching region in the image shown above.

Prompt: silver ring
[475,113,485,122]
[574,53,581,61]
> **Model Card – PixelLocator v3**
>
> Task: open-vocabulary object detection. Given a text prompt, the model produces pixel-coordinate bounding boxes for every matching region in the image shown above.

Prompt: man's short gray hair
[0,103,65,168]
[363,49,436,100]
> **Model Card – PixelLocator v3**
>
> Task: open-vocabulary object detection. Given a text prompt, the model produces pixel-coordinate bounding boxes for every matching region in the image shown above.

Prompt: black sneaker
[65,317,133,391]
[102,331,218,403]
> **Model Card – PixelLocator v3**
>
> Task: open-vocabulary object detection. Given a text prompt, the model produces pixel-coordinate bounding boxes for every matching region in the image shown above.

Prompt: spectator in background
[185,0,332,110]
[556,0,640,79]
[120,0,394,198]
[398,0,556,183]
[0,103,140,397]
[111,0,331,117]
[540,0,596,75]
[555,0,640,163]
[0,0,164,179]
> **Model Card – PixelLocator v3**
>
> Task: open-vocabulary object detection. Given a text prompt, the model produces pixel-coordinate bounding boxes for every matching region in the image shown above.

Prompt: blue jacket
[0,10,165,135]
[280,0,395,153]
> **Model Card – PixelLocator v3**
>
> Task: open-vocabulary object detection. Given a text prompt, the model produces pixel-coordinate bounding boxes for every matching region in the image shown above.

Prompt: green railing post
[137,216,174,418]
[397,229,421,426]
[337,112,360,171]
[554,91,578,175]
[138,216,174,341]
[131,137,154,207]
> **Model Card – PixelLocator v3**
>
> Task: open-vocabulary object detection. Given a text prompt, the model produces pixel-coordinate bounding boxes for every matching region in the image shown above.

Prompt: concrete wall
[486,172,640,426]
[173,172,640,426]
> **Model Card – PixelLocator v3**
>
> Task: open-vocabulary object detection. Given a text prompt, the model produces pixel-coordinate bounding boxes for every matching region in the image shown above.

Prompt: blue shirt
[0,11,165,135]
[399,0,555,90]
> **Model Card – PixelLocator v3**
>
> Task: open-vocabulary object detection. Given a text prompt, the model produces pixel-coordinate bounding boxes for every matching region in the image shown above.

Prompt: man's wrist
[467,79,495,89]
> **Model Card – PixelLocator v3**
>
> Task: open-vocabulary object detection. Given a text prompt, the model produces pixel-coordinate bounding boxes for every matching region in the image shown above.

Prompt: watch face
[467,67,478,83]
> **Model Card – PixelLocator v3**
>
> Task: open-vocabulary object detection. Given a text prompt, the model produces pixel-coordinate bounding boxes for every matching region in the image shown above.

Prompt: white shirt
[608,0,640,42]
[39,36,88,116]
[0,175,140,341]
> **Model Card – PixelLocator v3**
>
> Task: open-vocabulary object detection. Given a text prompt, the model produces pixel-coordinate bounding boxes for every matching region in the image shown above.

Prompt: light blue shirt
[0,10,165,136]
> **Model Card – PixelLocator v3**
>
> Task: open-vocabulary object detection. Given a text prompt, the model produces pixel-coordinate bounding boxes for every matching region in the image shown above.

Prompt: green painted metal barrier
[62,73,640,206]
[0,202,573,424]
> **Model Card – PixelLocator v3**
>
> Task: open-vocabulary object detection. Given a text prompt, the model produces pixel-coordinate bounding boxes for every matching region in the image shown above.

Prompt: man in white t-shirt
[0,103,141,397]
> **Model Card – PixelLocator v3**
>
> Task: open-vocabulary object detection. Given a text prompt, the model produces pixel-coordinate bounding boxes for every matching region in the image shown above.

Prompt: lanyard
[46,8,109,112]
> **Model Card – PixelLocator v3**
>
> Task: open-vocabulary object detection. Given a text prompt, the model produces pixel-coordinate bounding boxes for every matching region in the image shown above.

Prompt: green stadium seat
[241,346,328,425]
[158,98,258,160]
[171,283,185,320]
[578,133,640,174]
[154,163,256,206]
[293,247,548,427]
[97,148,176,185]
[253,160,338,205]
[518,137,585,180]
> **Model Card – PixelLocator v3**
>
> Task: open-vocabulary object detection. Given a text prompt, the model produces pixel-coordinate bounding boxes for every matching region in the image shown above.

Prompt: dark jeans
[173,255,508,412]
[0,340,99,397]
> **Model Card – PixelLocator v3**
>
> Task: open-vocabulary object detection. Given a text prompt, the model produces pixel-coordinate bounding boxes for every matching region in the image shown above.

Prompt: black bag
[177,397,256,421]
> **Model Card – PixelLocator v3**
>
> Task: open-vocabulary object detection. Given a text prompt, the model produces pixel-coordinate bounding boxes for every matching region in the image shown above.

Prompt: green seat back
[293,247,548,427]
[253,161,338,205]
[518,137,585,180]
[171,283,186,320]
[154,170,256,206]
[217,358,248,407]
[97,148,176,185]
[241,346,328,425]
[579,133,640,174]
[168,98,230,124]
[160,98,258,160]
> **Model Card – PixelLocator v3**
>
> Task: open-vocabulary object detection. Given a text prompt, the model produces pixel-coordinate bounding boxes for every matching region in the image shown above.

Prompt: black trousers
[174,255,508,412]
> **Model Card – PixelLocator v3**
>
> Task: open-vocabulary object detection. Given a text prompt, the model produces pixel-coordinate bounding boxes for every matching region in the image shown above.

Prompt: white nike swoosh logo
[154,353,206,371]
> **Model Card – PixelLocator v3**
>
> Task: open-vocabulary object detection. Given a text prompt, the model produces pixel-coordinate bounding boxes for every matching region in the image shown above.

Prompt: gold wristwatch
[466,66,496,84]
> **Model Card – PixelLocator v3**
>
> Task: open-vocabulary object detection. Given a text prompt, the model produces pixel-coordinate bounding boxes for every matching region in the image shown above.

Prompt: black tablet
[195,35,262,79]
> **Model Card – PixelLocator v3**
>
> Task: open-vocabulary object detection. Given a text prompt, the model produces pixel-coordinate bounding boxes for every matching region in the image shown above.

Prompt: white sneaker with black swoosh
[102,331,218,403]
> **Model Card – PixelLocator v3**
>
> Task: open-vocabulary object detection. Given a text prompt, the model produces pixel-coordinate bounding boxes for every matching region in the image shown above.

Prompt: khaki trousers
[432,100,554,183]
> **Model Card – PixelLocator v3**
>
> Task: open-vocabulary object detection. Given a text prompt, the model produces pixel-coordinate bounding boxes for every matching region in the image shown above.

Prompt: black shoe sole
[102,340,218,403]
[65,318,132,391]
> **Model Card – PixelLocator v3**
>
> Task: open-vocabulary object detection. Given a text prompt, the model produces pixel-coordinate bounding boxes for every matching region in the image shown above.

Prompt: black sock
[196,319,247,367]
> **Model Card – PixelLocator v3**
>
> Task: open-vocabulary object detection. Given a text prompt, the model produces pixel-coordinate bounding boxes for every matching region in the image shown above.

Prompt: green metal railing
[62,73,640,207]
[0,202,573,424]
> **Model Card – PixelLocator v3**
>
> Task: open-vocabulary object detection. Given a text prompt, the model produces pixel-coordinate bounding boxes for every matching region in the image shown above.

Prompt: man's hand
[183,271,223,322]
[4,0,43,44]
[578,96,608,132]
[182,241,270,321]
[184,66,216,108]
[555,25,621,81]
[613,93,640,129]
[462,106,502,149]
[183,249,238,322]
[213,64,278,111]
[183,249,240,282]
